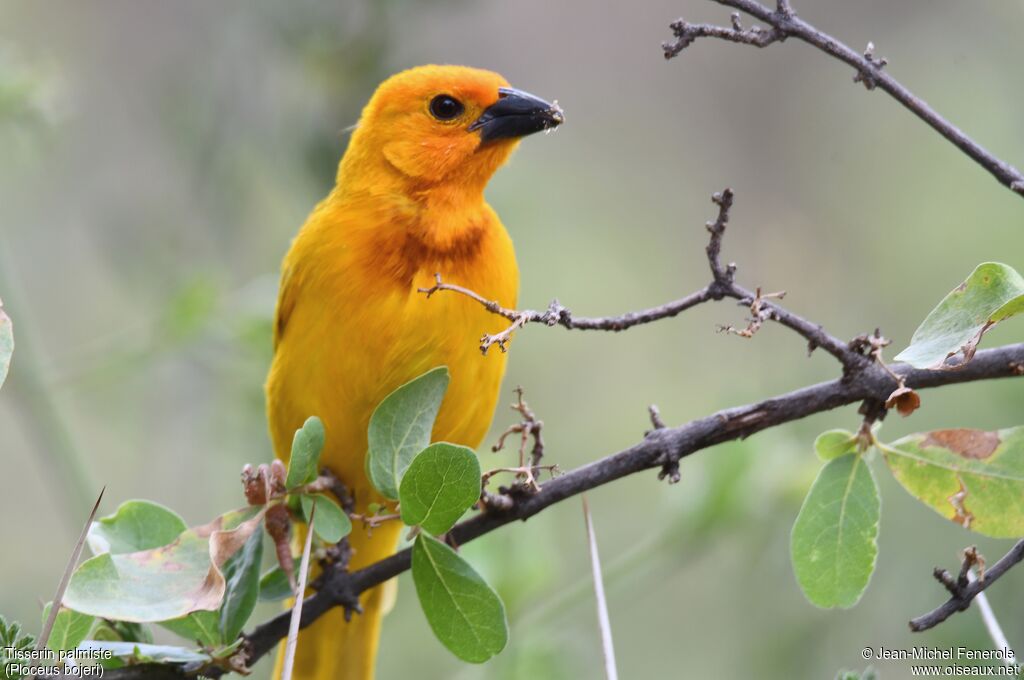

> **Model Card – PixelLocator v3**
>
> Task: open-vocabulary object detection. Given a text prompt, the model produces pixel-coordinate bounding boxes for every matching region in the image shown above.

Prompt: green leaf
[300,493,351,544]
[400,443,481,535]
[815,430,858,461]
[258,566,293,602]
[791,453,879,608]
[411,534,507,663]
[158,611,221,647]
[286,416,325,489]
[880,427,1024,537]
[78,640,211,665]
[211,636,245,659]
[90,620,153,645]
[0,616,35,680]
[87,500,188,555]
[366,366,450,499]
[64,507,264,622]
[218,523,264,642]
[0,297,11,390]
[0,615,35,650]
[895,263,1024,369]
[40,603,93,653]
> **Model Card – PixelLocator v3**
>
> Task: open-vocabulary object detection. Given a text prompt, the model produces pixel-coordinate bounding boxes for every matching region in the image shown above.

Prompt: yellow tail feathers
[273,521,403,680]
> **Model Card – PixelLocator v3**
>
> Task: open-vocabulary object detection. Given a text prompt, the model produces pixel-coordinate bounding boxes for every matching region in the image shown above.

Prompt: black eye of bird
[429,94,464,121]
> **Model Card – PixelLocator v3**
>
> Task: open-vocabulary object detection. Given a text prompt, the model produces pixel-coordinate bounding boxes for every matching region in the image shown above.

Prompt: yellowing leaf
[64,507,265,622]
[880,427,1024,537]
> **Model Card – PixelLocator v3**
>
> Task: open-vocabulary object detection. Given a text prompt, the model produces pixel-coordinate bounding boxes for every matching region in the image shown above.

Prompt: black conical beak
[469,87,564,145]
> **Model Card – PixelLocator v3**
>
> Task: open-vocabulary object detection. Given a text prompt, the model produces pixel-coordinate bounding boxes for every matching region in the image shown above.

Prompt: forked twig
[662,0,1024,198]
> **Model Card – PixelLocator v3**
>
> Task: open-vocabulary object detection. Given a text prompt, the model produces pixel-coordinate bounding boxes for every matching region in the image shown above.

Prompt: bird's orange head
[339,65,563,194]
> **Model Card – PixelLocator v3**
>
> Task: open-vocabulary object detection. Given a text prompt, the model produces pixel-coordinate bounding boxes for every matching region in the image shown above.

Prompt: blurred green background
[1,1,1023,678]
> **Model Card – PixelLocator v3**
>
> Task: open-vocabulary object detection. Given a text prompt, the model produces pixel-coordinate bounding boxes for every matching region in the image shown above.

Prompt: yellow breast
[265,194,519,509]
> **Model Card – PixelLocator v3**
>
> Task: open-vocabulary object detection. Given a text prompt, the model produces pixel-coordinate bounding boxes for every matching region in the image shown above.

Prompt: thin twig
[716,287,786,338]
[662,0,1024,198]
[481,387,555,506]
[119,341,1023,679]
[491,387,544,467]
[348,512,402,531]
[481,466,557,494]
[420,189,867,372]
[419,273,716,354]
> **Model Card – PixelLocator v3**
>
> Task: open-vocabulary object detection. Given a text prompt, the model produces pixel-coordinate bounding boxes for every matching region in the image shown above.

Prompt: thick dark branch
[222,342,1023,675]
[90,665,193,680]
[96,341,1024,679]
[663,0,1024,198]
[98,181,1024,679]
[909,539,1024,632]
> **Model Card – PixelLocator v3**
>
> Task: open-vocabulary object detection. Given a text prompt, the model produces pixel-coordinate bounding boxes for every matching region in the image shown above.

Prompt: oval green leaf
[815,429,858,461]
[366,366,450,500]
[158,611,220,647]
[791,453,879,609]
[286,416,325,489]
[400,443,481,535]
[78,640,211,665]
[895,263,1024,369]
[89,619,153,645]
[87,500,188,555]
[412,534,508,663]
[218,524,264,642]
[880,427,1024,537]
[258,566,293,602]
[300,493,351,544]
[40,604,93,653]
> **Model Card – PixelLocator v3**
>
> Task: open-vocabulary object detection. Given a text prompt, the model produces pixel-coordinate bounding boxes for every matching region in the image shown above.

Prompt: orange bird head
[339,65,563,192]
